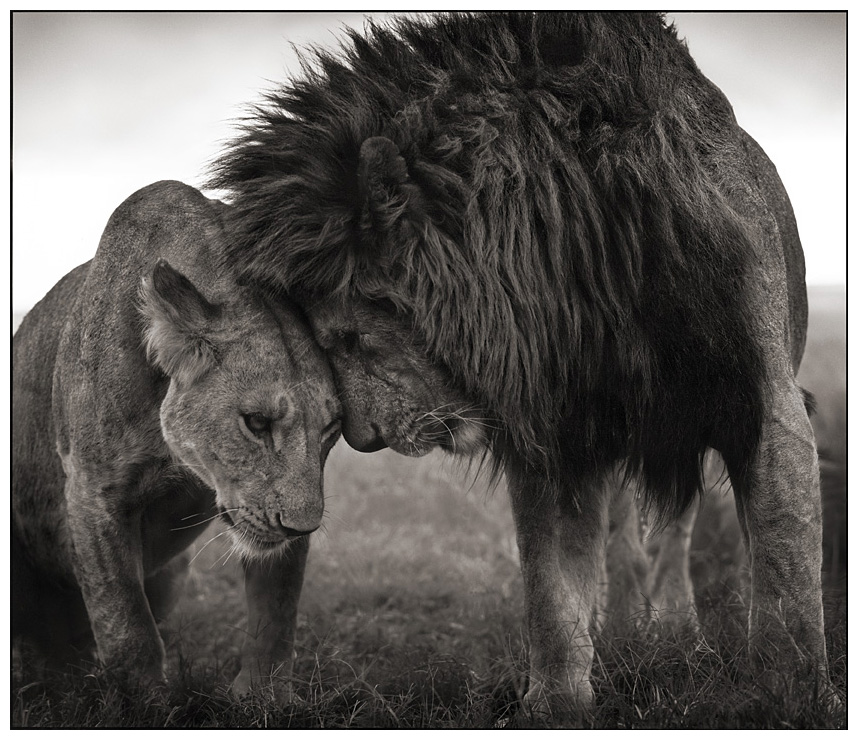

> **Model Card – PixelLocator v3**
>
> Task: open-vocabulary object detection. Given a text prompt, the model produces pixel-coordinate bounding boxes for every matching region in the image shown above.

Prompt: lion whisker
[418,405,501,433]
[445,414,501,432]
[426,401,476,413]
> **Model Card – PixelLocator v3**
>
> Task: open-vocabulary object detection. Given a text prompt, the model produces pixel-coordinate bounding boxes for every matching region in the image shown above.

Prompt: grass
[11,288,846,729]
[11,446,848,729]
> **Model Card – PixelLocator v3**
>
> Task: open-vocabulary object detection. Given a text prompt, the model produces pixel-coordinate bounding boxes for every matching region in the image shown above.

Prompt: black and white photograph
[11,11,846,729]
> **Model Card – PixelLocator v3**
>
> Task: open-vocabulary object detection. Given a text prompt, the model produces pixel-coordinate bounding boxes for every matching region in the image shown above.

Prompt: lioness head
[305,295,486,458]
[140,260,341,557]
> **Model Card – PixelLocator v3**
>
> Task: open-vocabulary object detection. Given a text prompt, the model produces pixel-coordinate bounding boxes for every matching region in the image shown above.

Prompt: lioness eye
[243,413,271,436]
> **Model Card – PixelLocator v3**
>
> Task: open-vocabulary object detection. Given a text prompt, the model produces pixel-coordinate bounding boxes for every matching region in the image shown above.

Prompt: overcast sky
[11,12,846,312]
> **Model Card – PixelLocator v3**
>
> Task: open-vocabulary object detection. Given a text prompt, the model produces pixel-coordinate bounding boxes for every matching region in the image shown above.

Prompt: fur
[210,12,769,521]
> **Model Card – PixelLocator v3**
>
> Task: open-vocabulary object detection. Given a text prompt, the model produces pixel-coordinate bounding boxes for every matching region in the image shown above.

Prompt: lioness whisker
[197,506,240,519]
[213,544,233,569]
[316,520,331,542]
[189,527,232,567]
[220,539,241,568]
[215,526,248,568]
[321,509,348,528]
[428,403,493,419]
[172,508,233,531]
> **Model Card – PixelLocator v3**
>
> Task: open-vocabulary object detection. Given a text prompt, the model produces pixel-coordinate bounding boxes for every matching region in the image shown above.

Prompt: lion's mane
[211,12,768,521]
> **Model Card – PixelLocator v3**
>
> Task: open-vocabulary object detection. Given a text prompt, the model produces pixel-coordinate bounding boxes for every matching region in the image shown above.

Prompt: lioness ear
[139,259,221,385]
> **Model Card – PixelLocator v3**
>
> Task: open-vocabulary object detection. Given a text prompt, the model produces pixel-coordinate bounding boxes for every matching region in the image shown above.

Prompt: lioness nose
[274,512,320,538]
[281,524,319,538]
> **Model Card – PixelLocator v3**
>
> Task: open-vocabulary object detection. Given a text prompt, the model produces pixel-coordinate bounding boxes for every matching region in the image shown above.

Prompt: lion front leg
[599,479,650,632]
[507,466,611,722]
[65,475,166,687]
[232,535,310,704]
[726,376,831,693]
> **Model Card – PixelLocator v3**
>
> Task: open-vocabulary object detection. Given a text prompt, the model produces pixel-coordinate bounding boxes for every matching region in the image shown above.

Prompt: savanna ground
[11,287,846,729]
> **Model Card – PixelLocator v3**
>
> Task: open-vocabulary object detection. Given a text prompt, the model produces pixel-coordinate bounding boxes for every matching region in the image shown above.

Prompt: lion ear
[358,137,410,197]
[357,137,425,254]
[139,259,221,385]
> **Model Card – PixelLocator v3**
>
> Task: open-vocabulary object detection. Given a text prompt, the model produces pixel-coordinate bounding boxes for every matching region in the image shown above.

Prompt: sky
[11,11,846,312]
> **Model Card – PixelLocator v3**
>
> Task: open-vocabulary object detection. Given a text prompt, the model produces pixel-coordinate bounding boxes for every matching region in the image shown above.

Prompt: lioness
[12,180,341,697]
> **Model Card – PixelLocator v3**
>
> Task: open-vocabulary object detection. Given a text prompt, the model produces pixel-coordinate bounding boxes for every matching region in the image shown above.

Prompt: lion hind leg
[725,377,830,687]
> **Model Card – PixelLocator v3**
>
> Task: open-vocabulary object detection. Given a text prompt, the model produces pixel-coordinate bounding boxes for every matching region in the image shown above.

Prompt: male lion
[12,180,341,698]
[211,13,831,716]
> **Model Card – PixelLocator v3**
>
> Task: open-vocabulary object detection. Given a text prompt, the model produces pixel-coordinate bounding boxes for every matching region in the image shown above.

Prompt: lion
[210,13,832,716]
[12,180,341,699]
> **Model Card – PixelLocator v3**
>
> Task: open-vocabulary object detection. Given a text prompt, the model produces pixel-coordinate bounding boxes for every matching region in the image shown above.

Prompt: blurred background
[11,11,846,313]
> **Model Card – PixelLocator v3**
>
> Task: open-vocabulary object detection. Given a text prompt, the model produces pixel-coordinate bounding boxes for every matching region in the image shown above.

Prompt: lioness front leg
[507,467,611,721]
[232,535,310,703]
[726,376,830,688]
[65,475,165,686]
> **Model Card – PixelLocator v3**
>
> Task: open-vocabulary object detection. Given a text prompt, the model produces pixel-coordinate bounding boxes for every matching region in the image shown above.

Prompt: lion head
[305,294,486,457]
[139,259,341,557]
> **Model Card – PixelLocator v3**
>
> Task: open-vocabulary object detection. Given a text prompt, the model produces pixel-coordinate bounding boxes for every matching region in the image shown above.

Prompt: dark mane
[210,12,767,522]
